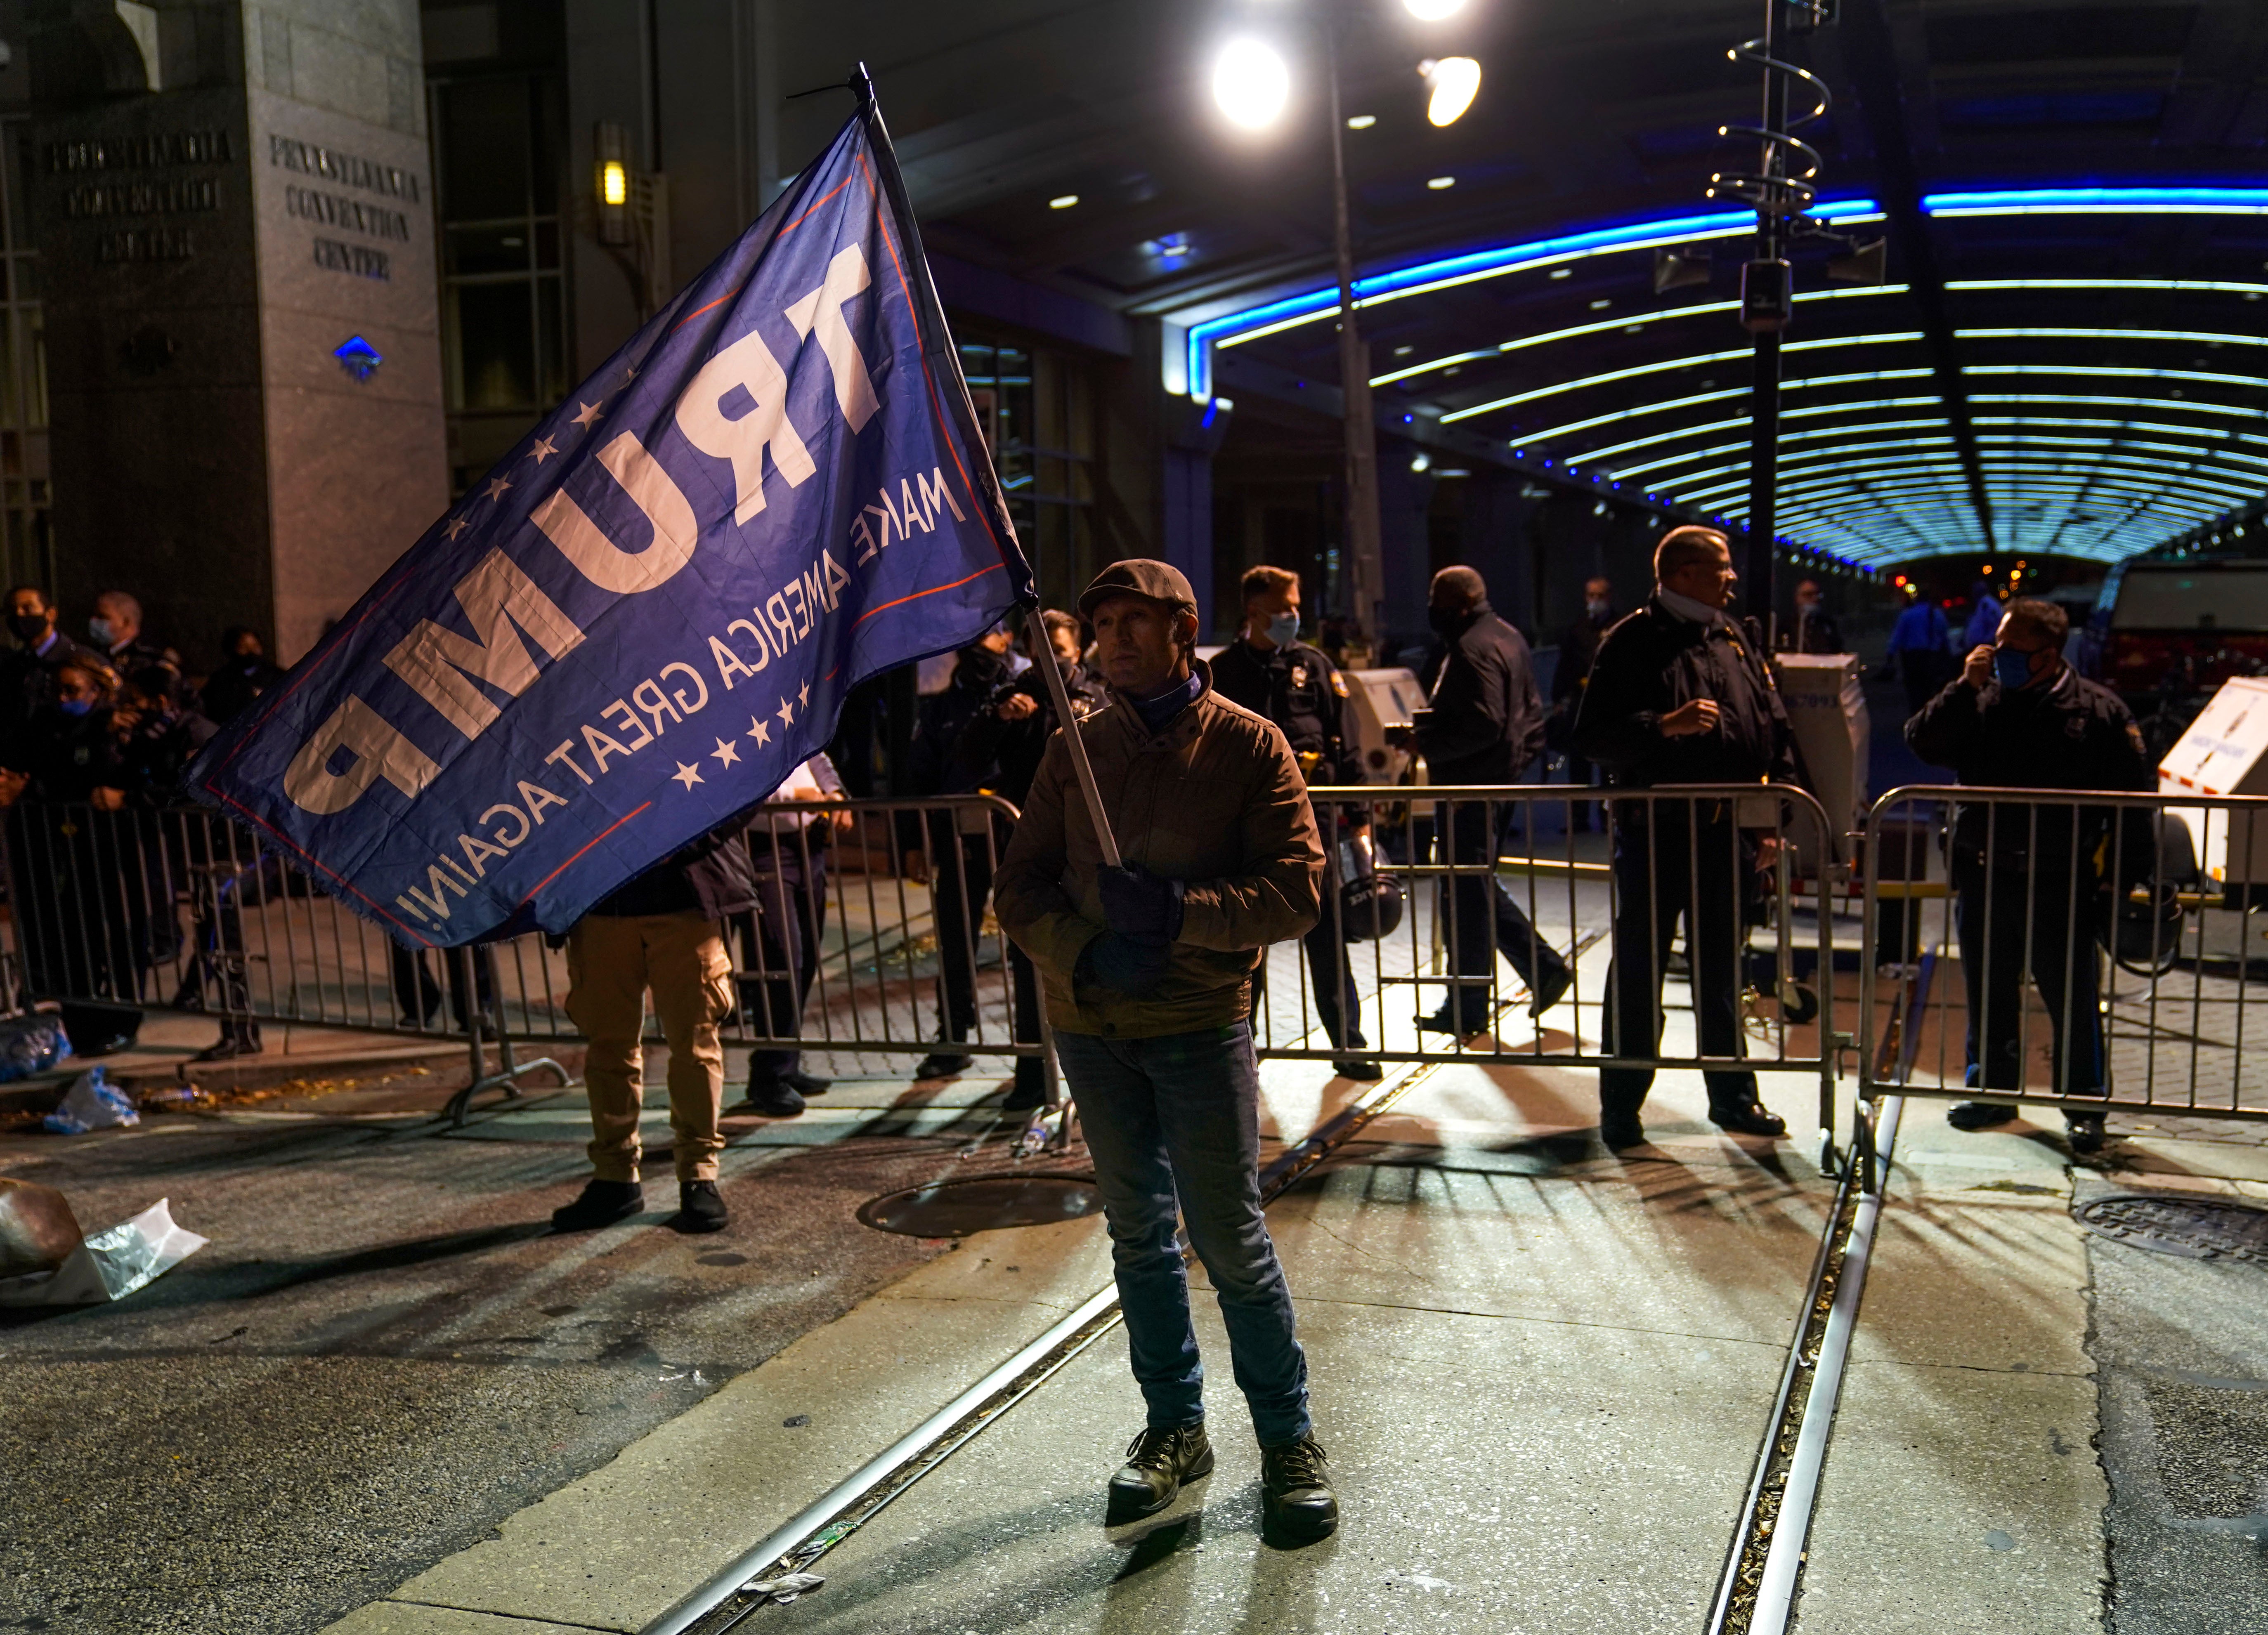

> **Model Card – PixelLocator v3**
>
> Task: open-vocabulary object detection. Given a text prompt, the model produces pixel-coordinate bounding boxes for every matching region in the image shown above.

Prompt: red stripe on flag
[517,802,653,908]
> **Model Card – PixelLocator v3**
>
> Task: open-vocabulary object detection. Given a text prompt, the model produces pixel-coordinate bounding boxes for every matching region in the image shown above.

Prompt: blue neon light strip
[1180,198,1883,399]
[1925,186,2268,217]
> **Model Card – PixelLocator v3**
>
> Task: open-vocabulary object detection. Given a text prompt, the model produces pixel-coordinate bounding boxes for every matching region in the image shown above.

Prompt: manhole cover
[858,1175,1104,1237]
[2074,1194,2268,1265]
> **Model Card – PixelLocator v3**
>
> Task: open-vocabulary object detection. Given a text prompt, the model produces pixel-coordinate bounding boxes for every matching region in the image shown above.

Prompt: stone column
[32,0,444,669]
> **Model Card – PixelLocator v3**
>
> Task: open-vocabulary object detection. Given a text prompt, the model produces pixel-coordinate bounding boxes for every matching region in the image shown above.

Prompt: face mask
[88,618,115,646]
[1993,647,2037,690]
[1585,598,1609,618]
[56,697,92,717]
[1427,605,1462,636]
[1265,611,1300,648]
[7,613,45,643]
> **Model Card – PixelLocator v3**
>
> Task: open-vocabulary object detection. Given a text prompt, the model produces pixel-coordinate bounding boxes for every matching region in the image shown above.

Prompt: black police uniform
[1906,668,2152,1100]
[1571,596,1800,1131]
[907,642,1049,1089]
[1551,606,1613,830]
[1210,635,1370,1059]
[1415,604,1573,1032]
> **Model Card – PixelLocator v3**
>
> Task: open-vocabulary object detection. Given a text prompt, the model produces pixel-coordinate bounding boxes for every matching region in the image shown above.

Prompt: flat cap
[1077,559,1198,621]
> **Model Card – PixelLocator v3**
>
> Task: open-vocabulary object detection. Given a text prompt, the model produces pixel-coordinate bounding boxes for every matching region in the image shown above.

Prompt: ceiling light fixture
[1048,194,1078,210]
[1211,38,1291,131]
[1422,57,1481,127]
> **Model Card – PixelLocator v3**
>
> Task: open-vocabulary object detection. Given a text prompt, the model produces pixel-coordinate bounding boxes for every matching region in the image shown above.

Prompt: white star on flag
[484,475,513,502]
[572,400,605,429]
[441,517,469,540]
[776,696,796,729]
[711,737,740,767]
[528,436,558,465]
[672,762,704,790]
[798,679,810,710]
[747,715,770,746]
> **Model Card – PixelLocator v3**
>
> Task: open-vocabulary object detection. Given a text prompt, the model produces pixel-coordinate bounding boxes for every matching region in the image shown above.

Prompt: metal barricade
[0,793,1062,1136]
[1861,784,2268,1123]
[1260,782,1845,1160]
[2,781,1863,1153]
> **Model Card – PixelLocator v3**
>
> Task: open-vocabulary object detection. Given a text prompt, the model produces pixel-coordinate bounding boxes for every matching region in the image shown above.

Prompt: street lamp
[1207,4,1480,657]
[1212,38,1292,129]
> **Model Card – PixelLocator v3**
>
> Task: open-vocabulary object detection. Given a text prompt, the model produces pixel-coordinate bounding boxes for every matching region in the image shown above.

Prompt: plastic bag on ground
[43,1067,139,1135]
[0,1199,207,1306]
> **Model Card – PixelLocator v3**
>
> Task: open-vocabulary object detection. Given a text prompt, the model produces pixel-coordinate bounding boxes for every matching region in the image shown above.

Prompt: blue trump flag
[189,104,1031,946]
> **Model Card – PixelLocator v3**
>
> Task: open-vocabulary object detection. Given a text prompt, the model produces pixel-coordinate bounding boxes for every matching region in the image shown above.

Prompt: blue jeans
[1055,1022,1311,1446]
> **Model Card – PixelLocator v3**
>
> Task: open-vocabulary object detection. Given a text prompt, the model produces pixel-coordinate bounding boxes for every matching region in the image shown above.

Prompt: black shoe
[1710,1101,1788,1139]
[782,1071,831,1097]
[1529,963,1574,1019]
[1260,1434,1338,1543]
[1947,1100,2019,1132]
[670,1179,728,1234]
[1337,1058,1385,1082]
[737,1079,806,1118]
[552,1178,644,1232]
[1416,1007,1484,1038]
[2065,1112,2107,1155]
[1107,1424,1213,1522]
[914,1050,973,1079]
[191,1033,262,1063]
[1601,1112,1647,1149]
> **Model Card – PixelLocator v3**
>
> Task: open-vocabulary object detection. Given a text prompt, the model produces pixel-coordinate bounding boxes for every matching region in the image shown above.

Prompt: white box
[2157,676,2268,896]
[1772,652,1869,866]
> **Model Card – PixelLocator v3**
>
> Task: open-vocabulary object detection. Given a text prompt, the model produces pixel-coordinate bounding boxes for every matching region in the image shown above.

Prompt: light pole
[1211,1,1479,659]
[1323,18,1384,661]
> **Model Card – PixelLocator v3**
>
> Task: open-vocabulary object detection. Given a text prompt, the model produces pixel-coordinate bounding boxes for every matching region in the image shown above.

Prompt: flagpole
[1025,606,1122,868]
[850,63,1121,869]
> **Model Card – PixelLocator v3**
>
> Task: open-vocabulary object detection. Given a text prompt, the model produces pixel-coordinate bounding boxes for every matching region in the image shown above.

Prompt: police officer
[1906,596,2152,1154]
[1551,576,1616,832]
[1572,527,1800,1149]
[907,618,1050,1105]
[1210,565,1379,1079]
[1414,566,1575,1036]
[1778,578,1845,654]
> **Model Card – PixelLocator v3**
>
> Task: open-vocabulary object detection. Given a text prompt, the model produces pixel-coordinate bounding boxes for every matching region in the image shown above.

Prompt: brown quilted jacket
[995,661,1323,1038]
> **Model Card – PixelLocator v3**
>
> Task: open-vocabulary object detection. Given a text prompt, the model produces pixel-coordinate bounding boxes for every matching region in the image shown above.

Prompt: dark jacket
[956,658,1108,808]
[1552,610,1613,706]
[1779,606,1845,655]
[908,643,1020,798]
[1571,597,1801,789]
[995,660,1323,1038]
[1415,604,1546,784]
[1208,636,1353,783]
[19,704,128,803]
[588,821,761,920]
[1905,668,2153,860]
[0,633,101,771]
[200,654,286,726]
[117,705,218,806]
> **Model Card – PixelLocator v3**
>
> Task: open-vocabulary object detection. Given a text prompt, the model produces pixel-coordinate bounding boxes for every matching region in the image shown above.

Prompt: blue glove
[1077,931,1172,995]
[1097,863,1185,944]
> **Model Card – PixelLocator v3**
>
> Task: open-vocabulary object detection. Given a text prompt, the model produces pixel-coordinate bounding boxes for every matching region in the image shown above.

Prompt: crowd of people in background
[0,557,2140,1175]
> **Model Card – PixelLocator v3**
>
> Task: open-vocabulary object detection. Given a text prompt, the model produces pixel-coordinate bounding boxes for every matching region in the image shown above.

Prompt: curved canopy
[872,0,2268,571]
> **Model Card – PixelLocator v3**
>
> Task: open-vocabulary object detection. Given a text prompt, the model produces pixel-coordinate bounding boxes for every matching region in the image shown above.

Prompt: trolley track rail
[647,1059,1446,1635]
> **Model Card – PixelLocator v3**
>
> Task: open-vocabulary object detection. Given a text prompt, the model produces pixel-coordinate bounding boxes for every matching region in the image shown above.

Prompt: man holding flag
[996,559,1341,1545]
[187,93,1033,1224]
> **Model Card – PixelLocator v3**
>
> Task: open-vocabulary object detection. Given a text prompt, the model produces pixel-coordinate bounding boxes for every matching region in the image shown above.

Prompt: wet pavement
[0,1061,1051,1635]
[7,1021,2266,1633]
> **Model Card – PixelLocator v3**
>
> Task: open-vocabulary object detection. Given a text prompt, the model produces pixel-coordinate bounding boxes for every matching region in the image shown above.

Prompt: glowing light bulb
[1212,39,1291,130]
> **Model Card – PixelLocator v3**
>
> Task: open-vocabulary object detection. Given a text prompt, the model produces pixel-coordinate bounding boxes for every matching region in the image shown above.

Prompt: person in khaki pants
[551,824,774,1235]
